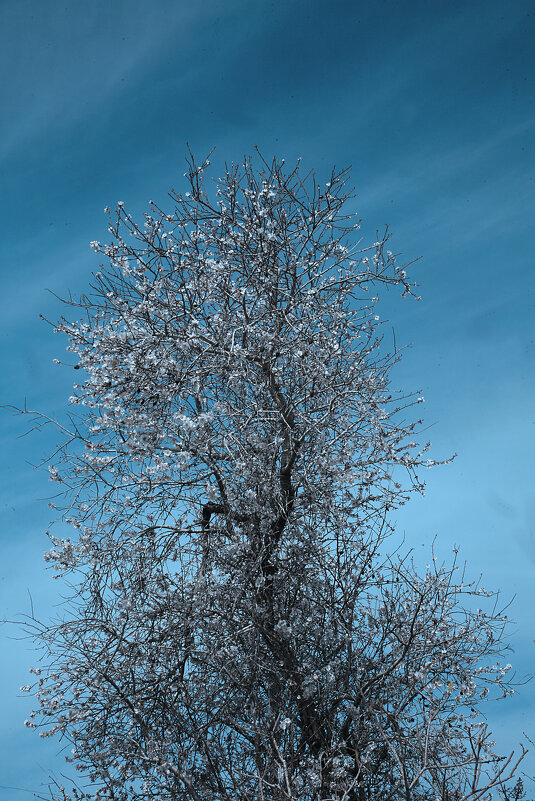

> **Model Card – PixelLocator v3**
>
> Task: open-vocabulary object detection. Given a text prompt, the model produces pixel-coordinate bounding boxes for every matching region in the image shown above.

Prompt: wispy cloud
[0,1,244,163]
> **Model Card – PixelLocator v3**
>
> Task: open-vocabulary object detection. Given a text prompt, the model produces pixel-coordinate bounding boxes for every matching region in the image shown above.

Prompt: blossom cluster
[24,154,525,801]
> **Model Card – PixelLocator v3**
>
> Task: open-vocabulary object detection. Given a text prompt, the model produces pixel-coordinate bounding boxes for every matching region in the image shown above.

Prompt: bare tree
[19,152,530,800]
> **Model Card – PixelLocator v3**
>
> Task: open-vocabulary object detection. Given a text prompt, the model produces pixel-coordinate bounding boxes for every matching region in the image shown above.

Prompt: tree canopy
[21,153,529,801]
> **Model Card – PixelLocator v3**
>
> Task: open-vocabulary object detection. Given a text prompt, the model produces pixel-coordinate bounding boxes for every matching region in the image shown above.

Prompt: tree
[20,152,530,801]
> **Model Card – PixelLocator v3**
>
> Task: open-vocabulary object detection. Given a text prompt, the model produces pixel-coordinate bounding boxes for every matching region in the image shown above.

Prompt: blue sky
[1,0,534,796]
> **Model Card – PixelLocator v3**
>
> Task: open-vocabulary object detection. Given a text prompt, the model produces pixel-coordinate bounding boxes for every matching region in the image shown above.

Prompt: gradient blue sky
[1,1,534,797]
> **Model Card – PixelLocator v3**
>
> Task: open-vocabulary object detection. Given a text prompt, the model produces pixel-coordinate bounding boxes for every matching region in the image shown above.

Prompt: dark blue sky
[1,1,534,797]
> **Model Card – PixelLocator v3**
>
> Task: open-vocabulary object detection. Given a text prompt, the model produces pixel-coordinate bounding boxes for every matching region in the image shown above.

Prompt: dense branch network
[19,153,530,801]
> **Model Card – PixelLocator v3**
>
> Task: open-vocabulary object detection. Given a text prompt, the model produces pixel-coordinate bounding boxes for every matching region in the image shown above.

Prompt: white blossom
[19,153,524,801]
